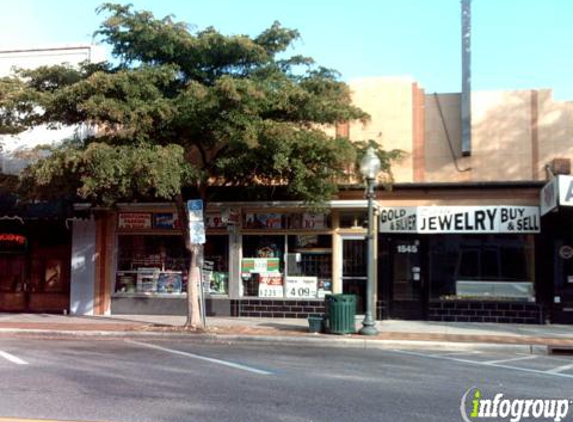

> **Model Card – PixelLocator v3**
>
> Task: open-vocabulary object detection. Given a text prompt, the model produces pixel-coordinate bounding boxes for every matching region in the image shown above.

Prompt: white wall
[69,218,96,315]
[0,44,105,174]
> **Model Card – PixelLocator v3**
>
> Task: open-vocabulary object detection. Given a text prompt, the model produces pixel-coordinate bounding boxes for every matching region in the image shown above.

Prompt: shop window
[241,234,333,299]
[202,235,229,295]
[429,235,535,301]
[116,234,230,296]
[116,235,188,295]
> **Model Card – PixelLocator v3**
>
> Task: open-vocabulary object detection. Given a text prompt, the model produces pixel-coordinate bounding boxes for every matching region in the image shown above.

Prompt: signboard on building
[540,177,559,216]
[380,206,540,234]
[379,207,417,233]
[558,175,573,208]
[118,213,152,230]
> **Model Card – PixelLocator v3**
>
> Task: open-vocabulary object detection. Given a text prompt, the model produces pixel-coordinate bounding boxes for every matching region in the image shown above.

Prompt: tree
[0,3,401,328]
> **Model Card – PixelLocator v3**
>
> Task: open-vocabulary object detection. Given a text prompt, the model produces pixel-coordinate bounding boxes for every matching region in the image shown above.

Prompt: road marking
[0,350,28,365]
[432,351,481,357]
[0,418,103,422]
[390,349,573,380]
[125,340,273,375]
[547,362,573,374]
[483,355,538,365]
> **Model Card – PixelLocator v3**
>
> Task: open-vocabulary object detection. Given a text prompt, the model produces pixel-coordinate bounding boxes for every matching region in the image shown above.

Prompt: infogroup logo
[460,387,571,422]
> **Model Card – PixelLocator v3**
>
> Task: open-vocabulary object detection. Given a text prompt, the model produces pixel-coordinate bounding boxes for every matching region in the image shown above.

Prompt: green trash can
[325,294,356,334]
[307,315,324,334]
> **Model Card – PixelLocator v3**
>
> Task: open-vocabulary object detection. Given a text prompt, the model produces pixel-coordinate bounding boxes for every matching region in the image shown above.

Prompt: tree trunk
[175,194,203,330]
[185,245,202,329]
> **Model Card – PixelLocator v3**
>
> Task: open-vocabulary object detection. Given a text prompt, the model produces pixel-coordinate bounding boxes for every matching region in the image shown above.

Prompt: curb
[0,327,554,354]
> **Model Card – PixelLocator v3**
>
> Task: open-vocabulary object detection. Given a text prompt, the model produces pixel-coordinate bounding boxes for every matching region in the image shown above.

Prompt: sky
[0,0,572,99]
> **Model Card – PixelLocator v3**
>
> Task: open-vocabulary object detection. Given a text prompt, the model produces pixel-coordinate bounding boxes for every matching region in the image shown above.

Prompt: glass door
[390,238,425,319]
[341,236,367,314]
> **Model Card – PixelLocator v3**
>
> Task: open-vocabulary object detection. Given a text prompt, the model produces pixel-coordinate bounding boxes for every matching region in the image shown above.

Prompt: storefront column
[332,232,342,294]
[94,212,115,315]
[70,218,96,315]
[228,233,242,299]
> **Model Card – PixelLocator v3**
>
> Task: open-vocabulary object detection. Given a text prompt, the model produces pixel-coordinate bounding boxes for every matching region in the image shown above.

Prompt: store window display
[240,234,333,299]
[115,235,188,294]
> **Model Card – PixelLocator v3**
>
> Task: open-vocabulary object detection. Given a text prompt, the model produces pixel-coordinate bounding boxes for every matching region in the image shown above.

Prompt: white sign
[418,206,499,233]
[187,199,204,222]
[379,207,417,233]
[540,177,558,216]
[285,276,318,298]
[189,221,206,244]
[380,206,540,234]
[497,206,540,233]
[558,175,573,207]
[257,273,283,298]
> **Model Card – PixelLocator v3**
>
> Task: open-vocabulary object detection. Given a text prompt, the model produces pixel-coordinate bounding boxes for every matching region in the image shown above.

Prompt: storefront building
[0,44,105,313]
[0,199,73,312]
[73,201,374,318]
[377,190,543,324]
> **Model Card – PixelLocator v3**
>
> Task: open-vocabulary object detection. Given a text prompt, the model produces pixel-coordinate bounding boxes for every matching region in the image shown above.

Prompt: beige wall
[346,76,573,184]
[347,77,415,183]
[538,90,573,179]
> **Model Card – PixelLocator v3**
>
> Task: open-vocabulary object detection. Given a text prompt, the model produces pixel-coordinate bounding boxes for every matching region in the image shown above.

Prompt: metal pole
[360,177,379,336]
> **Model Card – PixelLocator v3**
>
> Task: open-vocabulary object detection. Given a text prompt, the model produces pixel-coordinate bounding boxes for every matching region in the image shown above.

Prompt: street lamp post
[359,146,381,336]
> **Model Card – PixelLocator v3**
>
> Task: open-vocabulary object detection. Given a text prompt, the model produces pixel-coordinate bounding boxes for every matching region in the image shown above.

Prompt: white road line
[390,349,573,380]
[547,363,573,374]
[0,350,28,365]
[432,351,481,357]
[483,355,538,365]
[125,340,272,375]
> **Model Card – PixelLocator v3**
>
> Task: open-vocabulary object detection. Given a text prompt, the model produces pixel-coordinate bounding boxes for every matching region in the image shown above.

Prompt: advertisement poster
[302,213,326,229]
[136,268,159,293]
[118,213,152,230]
[241,258,280,274]
[257,273,284,298]
[285,276,318,298]
[205,212,224,229]
[153,213,181,229]
[156,272,183,294]
[244,213,283,229]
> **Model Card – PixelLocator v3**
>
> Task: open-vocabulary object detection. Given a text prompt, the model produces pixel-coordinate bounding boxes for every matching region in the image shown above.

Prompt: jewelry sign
[380,206,540,234]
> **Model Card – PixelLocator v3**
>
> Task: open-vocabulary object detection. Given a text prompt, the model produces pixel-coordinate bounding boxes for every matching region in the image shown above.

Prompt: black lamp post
[359,146,381,336]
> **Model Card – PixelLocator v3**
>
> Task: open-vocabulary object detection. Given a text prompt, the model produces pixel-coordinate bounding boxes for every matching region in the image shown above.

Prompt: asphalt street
[0,338,572,422]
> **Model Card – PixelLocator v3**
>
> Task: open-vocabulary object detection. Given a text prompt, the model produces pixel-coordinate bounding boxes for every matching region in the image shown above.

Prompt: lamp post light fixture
[359,146,381,336]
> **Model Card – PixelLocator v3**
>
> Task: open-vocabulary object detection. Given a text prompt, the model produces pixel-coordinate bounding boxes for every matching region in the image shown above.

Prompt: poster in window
[257,273,284,298]
[153,213,181,229]
[285,276,318,298]
[44,260,63,292]
[244,213,282,229]
[156,272,182,294]
[302,213,326,229]
[136,268,159,293]
[205,213,224,229]
[118,213,152,230]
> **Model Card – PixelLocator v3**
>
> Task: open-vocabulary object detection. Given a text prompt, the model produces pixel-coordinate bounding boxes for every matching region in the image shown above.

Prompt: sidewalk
[0,313,572,351]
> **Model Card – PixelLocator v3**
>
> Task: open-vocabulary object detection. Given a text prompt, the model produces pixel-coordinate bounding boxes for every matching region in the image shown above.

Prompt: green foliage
[0,3,400,206]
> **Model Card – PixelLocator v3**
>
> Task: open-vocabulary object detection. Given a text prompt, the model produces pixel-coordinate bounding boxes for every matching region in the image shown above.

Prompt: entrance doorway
[389,238,425,320]
[552,239,573,323]
[340,236,367,314]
